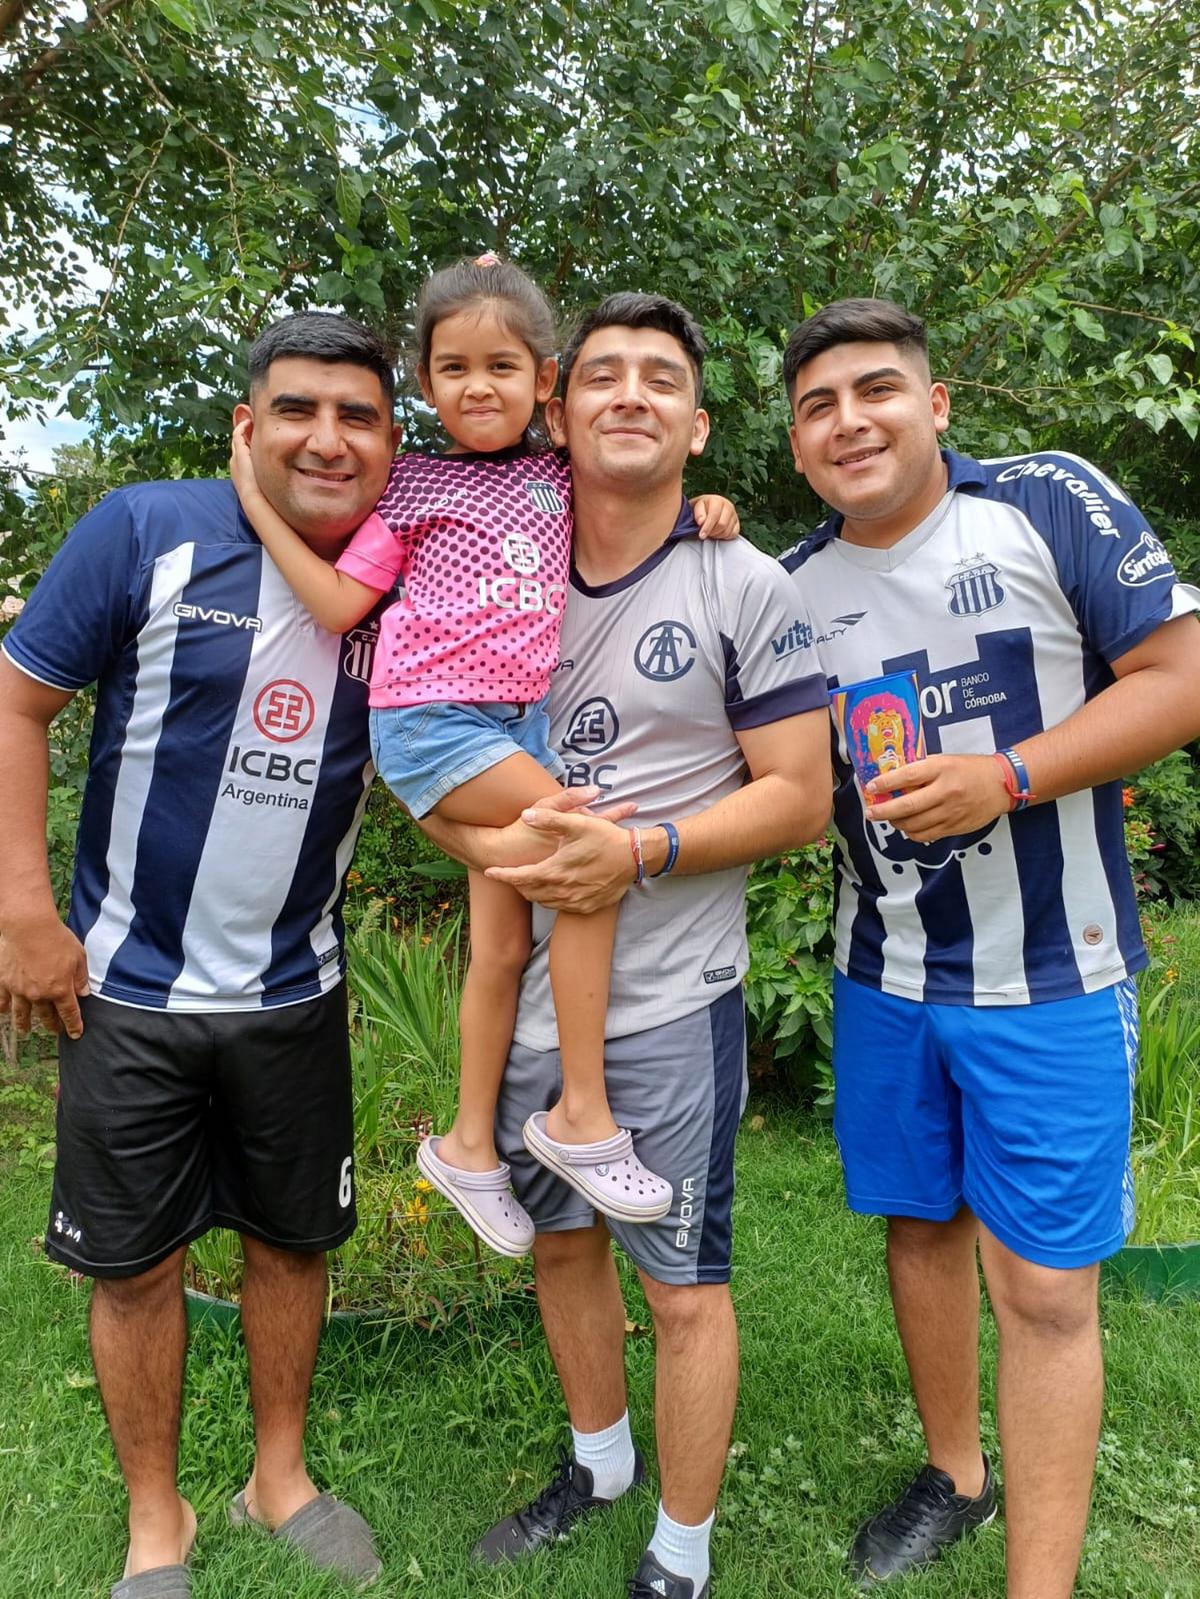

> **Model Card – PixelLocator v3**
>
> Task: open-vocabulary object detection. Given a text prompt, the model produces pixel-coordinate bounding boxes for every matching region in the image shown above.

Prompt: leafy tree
[3,0,1197,564]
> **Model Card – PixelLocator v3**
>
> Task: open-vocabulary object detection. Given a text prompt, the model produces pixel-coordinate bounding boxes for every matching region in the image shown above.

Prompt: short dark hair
[248,312,396,407]
[560,292,706,402]
[783,299,928,398]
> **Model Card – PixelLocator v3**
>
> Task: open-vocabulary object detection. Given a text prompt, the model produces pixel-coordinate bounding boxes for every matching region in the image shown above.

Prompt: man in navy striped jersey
[0,314,400,1594]
[780,298,1200,1596]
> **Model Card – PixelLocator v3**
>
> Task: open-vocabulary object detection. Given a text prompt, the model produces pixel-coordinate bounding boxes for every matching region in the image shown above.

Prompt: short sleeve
[334,510,409,591]
[708,542,828,729]
[2,490,140,690]
[1000,453,1194,663]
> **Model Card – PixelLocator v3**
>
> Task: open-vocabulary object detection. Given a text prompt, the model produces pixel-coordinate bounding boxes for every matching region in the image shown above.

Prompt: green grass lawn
[3,1052,1200,1599]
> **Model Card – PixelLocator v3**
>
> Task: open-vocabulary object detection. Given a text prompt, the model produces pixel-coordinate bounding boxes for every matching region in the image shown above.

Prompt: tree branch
[0,0,131,126]
[0,0,35,48]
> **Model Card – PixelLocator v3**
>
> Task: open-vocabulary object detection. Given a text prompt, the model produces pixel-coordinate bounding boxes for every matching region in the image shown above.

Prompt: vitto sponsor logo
[635,620,697,682]
[561,695,619,793]
[503,532,541,575]
[1117,531,1172,588]
[173,601,262,631]
[525,479,566,515]
[674,1176,697,1250]
[772,617,813,657]
[253,679,316,743]
[994,457,1126,535]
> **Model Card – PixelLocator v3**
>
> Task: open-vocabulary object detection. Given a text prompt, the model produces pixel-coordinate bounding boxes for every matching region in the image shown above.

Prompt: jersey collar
[800,447,986,552]
[571,495,697,597]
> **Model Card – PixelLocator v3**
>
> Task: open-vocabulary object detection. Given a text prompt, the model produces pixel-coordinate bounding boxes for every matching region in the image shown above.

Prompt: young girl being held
[231,256,738,1257]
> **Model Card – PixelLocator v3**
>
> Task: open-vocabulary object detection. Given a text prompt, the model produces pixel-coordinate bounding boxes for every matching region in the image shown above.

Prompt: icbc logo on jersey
[253,680,316,743]
[503,533,541,575]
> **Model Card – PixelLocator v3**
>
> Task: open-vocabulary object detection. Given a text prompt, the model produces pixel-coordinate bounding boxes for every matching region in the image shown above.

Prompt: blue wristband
[998,747,1036,811]
[650,821,680,878]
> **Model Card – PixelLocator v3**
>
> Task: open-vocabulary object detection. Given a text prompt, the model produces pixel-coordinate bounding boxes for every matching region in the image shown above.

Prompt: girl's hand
[692,494,740,540]
[229,418,264,507]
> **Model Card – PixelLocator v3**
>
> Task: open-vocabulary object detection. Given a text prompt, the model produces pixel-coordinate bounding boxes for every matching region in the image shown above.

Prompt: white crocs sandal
[416,1136,535,1258]
[521,1113,673,1223]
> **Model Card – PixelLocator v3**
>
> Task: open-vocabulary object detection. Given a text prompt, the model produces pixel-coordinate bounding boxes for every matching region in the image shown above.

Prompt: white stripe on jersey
[169,558,341,1005]
[88,543,196,991]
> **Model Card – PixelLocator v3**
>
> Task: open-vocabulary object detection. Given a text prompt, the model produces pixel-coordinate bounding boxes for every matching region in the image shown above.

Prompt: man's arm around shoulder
[0,654,90,1036]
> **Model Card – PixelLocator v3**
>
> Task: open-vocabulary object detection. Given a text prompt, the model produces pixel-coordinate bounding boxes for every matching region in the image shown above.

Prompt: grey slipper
[230,1490,382,1586]
[110,1565,191,1599]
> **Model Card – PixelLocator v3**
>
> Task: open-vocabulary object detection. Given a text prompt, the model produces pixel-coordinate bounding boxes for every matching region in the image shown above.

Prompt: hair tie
[473,252,501,267]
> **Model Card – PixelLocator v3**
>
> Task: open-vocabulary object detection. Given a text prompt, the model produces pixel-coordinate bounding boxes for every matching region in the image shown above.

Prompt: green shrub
[1124,750,1200,903]
[343,787,467,935]
[744,839,835,1107]
[189,908,528,1318]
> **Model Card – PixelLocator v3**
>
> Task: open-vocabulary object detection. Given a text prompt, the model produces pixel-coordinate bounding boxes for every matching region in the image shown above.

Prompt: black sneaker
[472,1445,645,1563]
[849,1454,997,1585]
[627,1551,710,1598]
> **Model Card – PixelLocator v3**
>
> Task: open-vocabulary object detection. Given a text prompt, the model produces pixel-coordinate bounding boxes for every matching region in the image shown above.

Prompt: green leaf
[314,271,351,302]
[1145,353,1173,386]
[335,171,363,231]
[148,0,200,33]
[1071,307,1107,343]
[250,28,278,60]
[354,278,386,310]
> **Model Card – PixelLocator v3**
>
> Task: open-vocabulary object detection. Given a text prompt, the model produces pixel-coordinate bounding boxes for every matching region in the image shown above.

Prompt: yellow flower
[414,1178,434,1194]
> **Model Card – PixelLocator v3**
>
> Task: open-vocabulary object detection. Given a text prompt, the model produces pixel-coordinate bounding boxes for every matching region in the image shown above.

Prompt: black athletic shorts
[46,987,356,1278]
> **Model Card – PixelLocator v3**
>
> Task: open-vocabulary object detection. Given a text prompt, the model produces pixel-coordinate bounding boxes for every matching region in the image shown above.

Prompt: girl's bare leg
[429,748,617,1162]
[543,903,621,1145]
[437,869,530,1171]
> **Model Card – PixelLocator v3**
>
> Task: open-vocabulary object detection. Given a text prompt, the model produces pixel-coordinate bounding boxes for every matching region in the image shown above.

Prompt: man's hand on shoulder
[0,912,90,1038]
[864,754,1012,842]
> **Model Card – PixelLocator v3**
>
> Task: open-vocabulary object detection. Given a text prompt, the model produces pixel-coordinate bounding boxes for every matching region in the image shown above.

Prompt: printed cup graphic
[830,671,925,796]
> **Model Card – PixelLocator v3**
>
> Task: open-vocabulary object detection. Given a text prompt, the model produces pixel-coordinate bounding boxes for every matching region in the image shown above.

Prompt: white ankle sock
[570,1411,636,1500]
[648,1503,714,1594]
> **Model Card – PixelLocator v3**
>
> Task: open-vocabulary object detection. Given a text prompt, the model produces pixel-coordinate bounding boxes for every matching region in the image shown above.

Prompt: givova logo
[674,1176,697,1250]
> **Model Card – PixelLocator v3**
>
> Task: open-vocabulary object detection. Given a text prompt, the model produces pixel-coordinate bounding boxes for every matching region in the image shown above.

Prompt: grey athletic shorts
[496,987,748,1285]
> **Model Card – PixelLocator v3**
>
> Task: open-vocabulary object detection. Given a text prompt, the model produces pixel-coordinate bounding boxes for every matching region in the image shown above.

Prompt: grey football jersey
[513,503,826,1048]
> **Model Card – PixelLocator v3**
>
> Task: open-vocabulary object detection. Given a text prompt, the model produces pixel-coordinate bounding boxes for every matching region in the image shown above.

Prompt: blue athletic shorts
[369,695,565,819]
[832,971,1139,1269]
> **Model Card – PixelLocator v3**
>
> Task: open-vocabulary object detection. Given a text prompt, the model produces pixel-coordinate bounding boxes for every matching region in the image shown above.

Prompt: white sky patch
[2,228,106,474]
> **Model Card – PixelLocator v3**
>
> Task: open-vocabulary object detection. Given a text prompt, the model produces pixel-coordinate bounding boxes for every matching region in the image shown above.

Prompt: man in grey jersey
[421,293,831,1599]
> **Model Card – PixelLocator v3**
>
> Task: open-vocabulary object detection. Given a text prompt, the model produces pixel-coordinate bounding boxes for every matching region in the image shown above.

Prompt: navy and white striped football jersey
[781,448,1200,1006]
[4,480,384,1011]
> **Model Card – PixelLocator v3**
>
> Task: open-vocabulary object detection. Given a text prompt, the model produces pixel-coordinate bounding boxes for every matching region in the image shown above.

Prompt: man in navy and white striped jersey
[779,298,1200,1597]
[0,314,400,1595]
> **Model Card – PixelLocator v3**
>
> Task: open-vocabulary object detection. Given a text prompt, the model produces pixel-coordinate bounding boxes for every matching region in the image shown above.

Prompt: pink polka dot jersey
[335,445,572,708]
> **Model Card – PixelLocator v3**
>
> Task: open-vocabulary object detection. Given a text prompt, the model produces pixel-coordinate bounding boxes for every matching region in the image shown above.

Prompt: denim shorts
[369,696,565,819]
